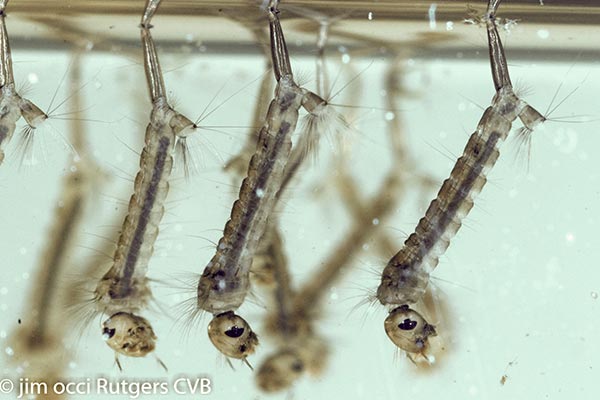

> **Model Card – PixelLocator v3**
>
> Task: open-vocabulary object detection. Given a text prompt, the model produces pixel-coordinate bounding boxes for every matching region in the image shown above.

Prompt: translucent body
[94,3,195,361]
[377,0,546,359]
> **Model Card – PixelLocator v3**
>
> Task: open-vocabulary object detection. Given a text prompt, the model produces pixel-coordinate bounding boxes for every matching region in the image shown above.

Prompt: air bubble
[565,232,575,243]
[28,73,39,84]
[537,29,550,39]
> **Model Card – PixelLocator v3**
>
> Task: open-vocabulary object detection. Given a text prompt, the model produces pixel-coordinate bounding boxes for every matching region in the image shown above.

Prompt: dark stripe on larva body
[230,121,291,253]
[378,106,510,305]
[198,81,302,313]
[411,130,501,261]
[116,135,171,298]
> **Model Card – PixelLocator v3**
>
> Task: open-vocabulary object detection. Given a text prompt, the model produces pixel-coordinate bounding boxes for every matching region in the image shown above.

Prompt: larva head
[207,311,258,360]
[384,305,436,355]
[102,312,157,358]
[19,98,48,129]
[256,350,304,392]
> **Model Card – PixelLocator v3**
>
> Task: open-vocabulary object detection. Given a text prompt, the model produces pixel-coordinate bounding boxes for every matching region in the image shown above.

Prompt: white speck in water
[428,4,437,30]
[372,218,380,226]
[0,287,7,295]
[69,361,78,369]
[102,332,110,341]
[19,247,27,255]
[367,12,373,20]
[338,45,348,53]
[362,243,370,251]
[565,232,575,243]
[5,346,14,356]
[446,21,454,31]
[0,330,6,338]
[385,111,395,121]
[256,188,265,198]
[218,280,226,290]
[553,129,578,154]
[341,53,351,64]
[185,33,195,43]
[537,29,550,39]
[591,292,598,300]
[85,41,94,51]
[330,290,338,301]
[28,73,39,84]
[22,272,30,280]
[94,80,103,89]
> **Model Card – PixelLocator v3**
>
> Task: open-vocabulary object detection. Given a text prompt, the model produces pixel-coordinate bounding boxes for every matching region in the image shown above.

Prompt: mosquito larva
[93,0,196,366]
[195,0,330,363]
[256,158,405,391]
[7,51,93,385]
[256,44,412,392]
[0,0,48,166]
[376,0,546,362]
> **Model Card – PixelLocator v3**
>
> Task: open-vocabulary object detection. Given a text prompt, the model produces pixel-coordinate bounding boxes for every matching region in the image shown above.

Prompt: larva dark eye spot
[102,327,116,339]
[398,318,418,331]
[225,326,244,338]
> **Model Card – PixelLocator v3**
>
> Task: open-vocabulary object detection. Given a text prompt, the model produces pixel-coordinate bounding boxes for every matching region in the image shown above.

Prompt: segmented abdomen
[378,106,511,305]
[109,117,174,299]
